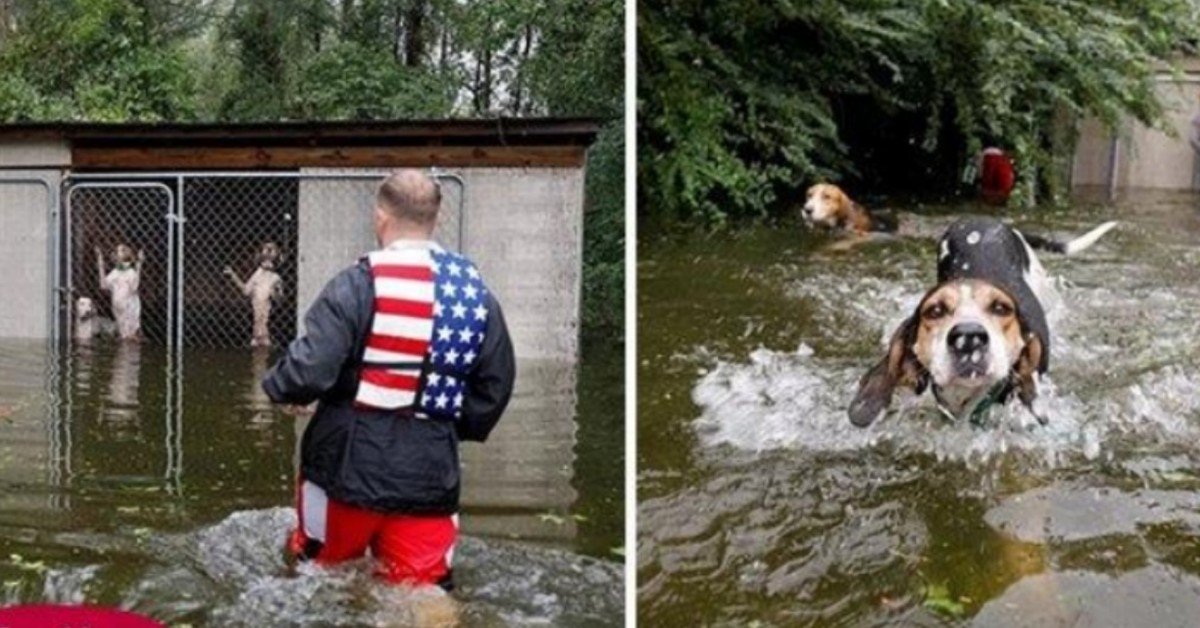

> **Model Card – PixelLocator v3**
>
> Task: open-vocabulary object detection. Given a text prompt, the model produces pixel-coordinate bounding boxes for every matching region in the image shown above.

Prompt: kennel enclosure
[0,119,597,363]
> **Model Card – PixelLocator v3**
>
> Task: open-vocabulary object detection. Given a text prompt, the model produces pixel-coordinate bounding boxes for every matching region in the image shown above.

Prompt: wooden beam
[71,144,587,170]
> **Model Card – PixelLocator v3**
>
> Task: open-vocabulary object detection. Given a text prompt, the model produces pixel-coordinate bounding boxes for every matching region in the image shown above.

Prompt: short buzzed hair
[376,169,441,226]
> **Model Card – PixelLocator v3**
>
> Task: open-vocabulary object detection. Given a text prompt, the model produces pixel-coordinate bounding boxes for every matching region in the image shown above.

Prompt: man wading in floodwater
[263,169,515,592]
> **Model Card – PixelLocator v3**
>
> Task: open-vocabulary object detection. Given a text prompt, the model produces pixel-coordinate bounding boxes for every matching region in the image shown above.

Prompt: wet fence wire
[63,172,464,350]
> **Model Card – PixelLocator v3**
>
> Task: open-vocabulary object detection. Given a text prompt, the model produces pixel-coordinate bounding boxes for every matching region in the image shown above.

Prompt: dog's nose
[802,206,813,216]
[947,322,988,354]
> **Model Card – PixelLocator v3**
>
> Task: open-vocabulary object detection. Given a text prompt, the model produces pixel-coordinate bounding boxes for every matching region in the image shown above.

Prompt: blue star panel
[420,249,489,418]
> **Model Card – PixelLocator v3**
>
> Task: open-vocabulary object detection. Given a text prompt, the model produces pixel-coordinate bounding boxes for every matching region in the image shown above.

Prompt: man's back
[262,240,516,514]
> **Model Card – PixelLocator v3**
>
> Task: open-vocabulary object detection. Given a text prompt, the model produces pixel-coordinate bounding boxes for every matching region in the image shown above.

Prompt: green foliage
[292,42,454,119]
[639,0,1200,230]
[0,0,196,121]
[583,124,625,335]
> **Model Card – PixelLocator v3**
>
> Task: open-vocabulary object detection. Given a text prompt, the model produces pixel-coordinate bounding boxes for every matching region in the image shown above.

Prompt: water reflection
[0,341,58,515]
[461,357,579,545]
[104,341,141,422]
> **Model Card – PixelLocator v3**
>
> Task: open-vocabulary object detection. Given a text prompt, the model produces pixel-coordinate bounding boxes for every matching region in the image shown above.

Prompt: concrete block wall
[296,168,465,324]
[1073,65,1200,190]
[0,170,61,339]
[298,166,585,363]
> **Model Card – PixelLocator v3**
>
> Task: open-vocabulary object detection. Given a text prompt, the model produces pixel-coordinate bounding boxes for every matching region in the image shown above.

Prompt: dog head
[113,244,135,266]
[802,183,853,229]
[258,241,281,270]
[76,297,96,321]
[849,278,1044,426]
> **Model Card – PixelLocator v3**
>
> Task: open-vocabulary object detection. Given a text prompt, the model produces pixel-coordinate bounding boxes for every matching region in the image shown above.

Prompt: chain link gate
[64,183,177,345]
[61,171,465,350]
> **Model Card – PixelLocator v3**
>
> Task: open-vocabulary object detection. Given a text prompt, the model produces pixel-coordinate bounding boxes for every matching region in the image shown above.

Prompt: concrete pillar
[0,169,62,338]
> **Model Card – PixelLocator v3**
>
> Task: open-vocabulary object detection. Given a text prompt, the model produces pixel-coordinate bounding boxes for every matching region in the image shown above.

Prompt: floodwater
[0,337,623,626]
[638,189,1200,626]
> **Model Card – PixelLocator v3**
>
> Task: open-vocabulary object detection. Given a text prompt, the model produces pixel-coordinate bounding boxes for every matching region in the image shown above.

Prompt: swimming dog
[96,244,144,341]
[74,296,117,341]
[802,183,898,235]
[848,217,1118,427]
[224,241,283,347]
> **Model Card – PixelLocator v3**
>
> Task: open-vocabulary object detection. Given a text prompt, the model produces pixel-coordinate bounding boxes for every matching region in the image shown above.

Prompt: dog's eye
[922,303,947,320]
[990,300,1013,316]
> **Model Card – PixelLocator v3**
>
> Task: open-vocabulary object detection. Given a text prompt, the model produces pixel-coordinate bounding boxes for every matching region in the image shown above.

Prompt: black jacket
[262,258,516,514]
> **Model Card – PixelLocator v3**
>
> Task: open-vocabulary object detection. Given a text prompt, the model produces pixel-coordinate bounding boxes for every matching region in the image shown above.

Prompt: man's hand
[280,403,317,417]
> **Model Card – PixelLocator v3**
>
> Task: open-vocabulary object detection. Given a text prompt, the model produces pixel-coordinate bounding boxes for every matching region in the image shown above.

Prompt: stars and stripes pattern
[353,244,489,418]
[418,249,489,418]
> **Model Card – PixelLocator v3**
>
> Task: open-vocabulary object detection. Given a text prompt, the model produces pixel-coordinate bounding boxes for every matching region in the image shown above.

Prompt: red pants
[289,480,457,588]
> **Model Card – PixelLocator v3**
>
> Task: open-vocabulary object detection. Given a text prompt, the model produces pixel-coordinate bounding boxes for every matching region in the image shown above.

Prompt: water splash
[692,253,1200,467]
[146,508,622,627]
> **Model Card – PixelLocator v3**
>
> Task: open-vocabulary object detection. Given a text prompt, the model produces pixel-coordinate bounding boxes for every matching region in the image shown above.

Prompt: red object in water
[0,604,162,627]
[980,147,1015,204]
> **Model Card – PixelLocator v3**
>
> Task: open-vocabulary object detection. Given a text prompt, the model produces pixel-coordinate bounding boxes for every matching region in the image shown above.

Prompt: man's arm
[457,294,516,442]
[262,267,364,405]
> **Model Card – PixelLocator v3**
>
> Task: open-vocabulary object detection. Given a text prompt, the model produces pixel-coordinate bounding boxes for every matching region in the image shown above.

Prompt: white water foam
[691,343,1110,466]
[693,250,1200,466]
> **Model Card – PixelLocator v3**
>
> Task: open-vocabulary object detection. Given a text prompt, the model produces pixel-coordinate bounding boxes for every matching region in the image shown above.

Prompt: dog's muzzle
[947,321,989,378]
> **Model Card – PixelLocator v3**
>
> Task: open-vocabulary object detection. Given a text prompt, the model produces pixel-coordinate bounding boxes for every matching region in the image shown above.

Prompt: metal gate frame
[63,181,178,346]
[61,170,466,352]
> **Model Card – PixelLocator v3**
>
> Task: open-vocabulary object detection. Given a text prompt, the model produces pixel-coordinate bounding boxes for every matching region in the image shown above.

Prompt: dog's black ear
[848,314,924,427]
[1013,331,1047,425]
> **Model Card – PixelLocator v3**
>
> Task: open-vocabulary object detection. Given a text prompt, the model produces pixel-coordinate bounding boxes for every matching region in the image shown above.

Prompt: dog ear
[1013,331,1047,425]
[848,314,925,427]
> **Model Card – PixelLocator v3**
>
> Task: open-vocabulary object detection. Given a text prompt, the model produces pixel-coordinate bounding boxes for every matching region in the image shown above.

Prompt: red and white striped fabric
[354,244,439,410]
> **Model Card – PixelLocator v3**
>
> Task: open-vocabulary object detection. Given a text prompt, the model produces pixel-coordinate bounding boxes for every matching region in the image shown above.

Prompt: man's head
[374,169,441,245]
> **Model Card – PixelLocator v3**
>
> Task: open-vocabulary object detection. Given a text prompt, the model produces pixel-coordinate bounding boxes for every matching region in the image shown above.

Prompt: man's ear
[1013,331,1047,425]
[848,314,926,427]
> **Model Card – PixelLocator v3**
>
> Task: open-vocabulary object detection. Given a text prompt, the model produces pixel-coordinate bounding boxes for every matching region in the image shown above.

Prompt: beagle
[848,217,1118,427]
[224,241,283,347]
[802,183,897,235]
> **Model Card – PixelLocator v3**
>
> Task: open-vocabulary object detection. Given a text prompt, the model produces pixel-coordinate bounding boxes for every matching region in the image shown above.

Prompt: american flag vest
[353,242,490,420]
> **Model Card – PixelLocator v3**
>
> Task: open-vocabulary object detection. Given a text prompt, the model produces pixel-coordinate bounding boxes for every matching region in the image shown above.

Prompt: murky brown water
[0,338,623,625]
[638,189,1200,626]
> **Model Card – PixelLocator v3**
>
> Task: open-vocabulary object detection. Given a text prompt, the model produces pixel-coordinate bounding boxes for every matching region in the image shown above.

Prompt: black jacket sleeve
[456,293,516,442]
[262,266,366,405]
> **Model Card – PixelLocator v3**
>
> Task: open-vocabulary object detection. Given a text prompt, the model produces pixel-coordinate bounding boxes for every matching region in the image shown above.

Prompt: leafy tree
[0,0,196,121]
[291,41,453,118]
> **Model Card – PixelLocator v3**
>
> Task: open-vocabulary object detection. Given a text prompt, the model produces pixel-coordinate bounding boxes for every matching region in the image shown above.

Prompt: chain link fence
[62,172,464,350]
[66,183,174,345]
[181,177,300,348]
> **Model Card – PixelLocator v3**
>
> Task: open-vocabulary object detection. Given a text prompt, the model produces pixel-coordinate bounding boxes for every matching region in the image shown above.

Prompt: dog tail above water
[1022,221,1118,255]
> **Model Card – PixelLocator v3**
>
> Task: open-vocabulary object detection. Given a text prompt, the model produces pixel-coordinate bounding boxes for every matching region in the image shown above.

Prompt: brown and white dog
[848,216,1118,427]
[802,183,897,236]
[224,241,283,347]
